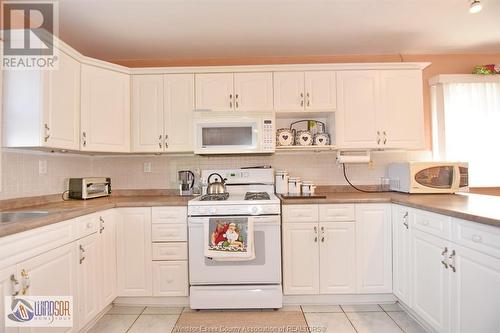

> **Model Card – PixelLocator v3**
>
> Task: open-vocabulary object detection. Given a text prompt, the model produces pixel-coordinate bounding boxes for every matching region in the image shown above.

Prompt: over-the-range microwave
[388,161,468,194]
[193,111,275,154]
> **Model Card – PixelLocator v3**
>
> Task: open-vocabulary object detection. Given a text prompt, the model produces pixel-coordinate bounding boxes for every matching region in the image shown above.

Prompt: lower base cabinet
[152,261,189,296]
[77,233,100,330]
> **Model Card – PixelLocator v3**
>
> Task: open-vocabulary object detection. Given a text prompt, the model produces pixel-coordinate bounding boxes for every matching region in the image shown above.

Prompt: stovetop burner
[244,192,271,200]
[200,193,230,201]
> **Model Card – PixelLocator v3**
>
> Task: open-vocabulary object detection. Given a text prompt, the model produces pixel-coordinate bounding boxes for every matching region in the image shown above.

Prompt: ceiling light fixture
[469,0,482,13]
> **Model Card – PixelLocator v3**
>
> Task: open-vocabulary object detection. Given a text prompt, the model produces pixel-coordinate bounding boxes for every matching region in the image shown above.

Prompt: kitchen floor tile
[277,305,302,312]
[304,312,356,333]
[341,304,383,312]
[380,303,404,312]
[143,306,184,315]
[302,305,343,313]
[346,312,403,333]
[106,305,145,315]
[128,314,180,333]
[87,314,138,333]
[387,311,427,333]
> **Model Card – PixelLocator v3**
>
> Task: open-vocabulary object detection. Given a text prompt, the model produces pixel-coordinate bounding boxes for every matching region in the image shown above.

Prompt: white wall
[0,149,430,200]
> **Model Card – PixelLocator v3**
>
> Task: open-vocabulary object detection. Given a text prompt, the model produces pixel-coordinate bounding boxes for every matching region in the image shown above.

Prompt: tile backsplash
[0,149,431,200]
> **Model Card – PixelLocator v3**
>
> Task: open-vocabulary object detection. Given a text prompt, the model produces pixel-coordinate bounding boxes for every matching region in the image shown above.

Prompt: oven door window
[201,125,256,148]
[415,166,454,189]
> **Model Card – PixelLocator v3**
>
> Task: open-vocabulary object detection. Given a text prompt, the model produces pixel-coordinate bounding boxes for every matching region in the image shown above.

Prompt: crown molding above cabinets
[1,34,430,154]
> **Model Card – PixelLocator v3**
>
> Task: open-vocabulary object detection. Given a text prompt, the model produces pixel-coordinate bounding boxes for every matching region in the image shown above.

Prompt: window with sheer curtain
[438,82,500,187]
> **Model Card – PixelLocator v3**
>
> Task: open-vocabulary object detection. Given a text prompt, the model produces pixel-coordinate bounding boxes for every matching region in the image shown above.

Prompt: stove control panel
[188,204,281,216]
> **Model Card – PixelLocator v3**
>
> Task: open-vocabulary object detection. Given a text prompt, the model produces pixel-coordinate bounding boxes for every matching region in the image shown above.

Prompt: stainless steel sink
[0,211,51,223]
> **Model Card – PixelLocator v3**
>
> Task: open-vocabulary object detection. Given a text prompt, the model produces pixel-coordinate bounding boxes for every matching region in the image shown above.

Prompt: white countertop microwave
[388,161,469,194]
[193,111,275,154]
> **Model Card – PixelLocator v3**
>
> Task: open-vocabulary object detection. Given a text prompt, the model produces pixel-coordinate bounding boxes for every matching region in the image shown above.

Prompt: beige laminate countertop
[280,192,500,228]
[2,191,500,239]
[0,195,193,238]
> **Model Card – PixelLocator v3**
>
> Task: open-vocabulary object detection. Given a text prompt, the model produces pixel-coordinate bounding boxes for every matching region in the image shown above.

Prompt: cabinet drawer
[152,224,187,242]
[283,205,319,222]
[152,260,188,296]
[77,213,100,238]
[412,209,451,239]
[152,242,188,260]
[452,219,500,259]
[319,204,355,222]
[152,207,187,224]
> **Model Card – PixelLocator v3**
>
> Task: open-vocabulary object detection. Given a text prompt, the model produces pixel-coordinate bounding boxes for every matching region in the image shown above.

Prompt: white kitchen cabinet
[319,222,356,294]
[392,205,412,305]
[96,211,117,309]
[282,222,320,295]
[336,70,424,149]
[450,244,500,333]
[355,204,392,293]
[80,64,130,152]
[304,71,336,111]
[77,233,99,330]
[195,73,234,111]
[233,72,273,111]
[336,70,379,148]
[0,266,20,333]
[164,74,195,151]
[152,261,189,296]
[2,49,80,150]
[116,208,152,296]
[411,229,450,333]
[131,75,164,152]
[379,70,424,149]
[19,242,78,333]
[274,71,336,112]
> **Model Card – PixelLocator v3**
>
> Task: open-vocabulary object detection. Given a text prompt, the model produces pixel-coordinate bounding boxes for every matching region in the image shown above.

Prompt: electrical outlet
[143,162,152,173]
[38,160,47,174]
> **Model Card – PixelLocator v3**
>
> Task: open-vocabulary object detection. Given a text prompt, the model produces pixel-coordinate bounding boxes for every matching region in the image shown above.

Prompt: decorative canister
[288,177,302,195]
[301,181,316,195]
[313,133,330,146]
[275,170,289,194]
[295,130,313,146]
[276,128,295,146]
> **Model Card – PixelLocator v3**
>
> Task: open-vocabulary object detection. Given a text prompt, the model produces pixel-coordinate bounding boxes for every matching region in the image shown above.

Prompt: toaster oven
[69,177,111,200]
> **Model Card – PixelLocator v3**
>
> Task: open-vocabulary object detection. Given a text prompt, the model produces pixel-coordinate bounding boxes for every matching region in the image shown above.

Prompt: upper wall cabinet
[274,71,336,112]
[132,74,194,152]
[81,64,131,152]
[2,50,81,150]
[195,72,273,112]
[336,70,424,150]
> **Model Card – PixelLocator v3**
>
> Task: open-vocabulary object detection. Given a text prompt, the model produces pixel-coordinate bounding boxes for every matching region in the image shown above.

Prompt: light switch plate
[143,162,152,173]
[38,160,47,174]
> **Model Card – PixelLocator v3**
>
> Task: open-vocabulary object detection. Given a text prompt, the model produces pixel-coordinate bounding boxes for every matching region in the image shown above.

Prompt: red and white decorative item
[473,64,500,75]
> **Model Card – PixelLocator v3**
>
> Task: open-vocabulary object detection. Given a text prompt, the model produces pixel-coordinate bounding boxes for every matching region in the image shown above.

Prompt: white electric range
[187,168,282,310]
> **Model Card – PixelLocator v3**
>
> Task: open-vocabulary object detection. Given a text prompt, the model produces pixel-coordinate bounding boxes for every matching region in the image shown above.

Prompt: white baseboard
[113,296,190,307]
[284,293,396,305]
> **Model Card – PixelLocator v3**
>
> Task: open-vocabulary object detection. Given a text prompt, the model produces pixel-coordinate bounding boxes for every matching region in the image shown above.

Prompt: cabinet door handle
[159,134,162,149]
[306,92,310,107]
[441,247,449,269]
[82,131,87,147]
[320,226,325,242]
[165,134,169,148]
[44,123,50,142]
[10,274,20,296]
[403,212,409,229]
[377,131,381,145]
[235,94,239,108]
[313,226,318,243]
[471,234,482,243]
[20,269,30,295]
[449,250,456,273]
[383,131,387,145]
[99,216,105,234]
[229,94,233,108]
[79,245,86,264]
[300,93,304,107]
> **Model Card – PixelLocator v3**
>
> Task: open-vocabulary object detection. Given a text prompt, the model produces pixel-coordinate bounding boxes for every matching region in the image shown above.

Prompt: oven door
[194,119,261,154]
[188,215,281,285]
